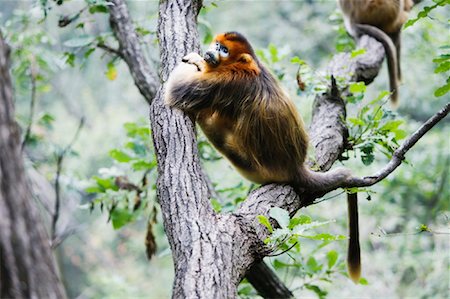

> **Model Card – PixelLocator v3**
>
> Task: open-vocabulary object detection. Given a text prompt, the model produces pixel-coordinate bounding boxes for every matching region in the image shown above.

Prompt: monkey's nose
[204,51,219,66]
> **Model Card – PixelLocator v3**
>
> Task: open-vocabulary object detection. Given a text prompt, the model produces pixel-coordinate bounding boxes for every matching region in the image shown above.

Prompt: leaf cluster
[345,84,407,165]
[85,121,157,230]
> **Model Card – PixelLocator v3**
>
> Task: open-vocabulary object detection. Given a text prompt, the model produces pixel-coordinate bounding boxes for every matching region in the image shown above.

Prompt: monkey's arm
[164,60,215,114]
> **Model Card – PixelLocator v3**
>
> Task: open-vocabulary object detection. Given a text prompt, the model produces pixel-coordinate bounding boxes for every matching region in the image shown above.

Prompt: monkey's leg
[347,192,361,283]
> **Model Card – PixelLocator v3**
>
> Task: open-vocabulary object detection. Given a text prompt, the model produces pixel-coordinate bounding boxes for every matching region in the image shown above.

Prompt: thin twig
[97,42,124,59]
[267,242,298,257]
[344,102,450,188]
[51,117,85,242]
[21,59,38,150]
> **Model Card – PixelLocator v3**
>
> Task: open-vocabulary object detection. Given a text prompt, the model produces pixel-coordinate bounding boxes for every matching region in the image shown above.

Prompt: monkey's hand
[182,52,205,72]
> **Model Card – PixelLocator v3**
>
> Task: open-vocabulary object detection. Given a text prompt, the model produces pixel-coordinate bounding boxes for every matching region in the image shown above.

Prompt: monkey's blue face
[204,41,229,66]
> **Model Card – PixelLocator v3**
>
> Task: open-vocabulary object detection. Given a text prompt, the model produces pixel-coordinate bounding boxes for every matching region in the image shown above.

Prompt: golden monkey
[165,32,351,191]
[339,0,413,106]
[165,31,357,281]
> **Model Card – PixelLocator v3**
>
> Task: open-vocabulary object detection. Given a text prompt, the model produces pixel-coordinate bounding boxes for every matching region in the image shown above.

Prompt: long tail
[355,24,399,106]
[347,192,361,283]
[296,166,351,193]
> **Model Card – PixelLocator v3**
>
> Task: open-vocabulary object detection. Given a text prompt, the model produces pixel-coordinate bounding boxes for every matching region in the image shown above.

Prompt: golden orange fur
[165,32,350,190]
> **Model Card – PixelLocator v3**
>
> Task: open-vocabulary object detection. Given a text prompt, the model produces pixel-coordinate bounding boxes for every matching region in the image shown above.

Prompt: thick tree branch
[108,0,159,103]
[345,102,450,188]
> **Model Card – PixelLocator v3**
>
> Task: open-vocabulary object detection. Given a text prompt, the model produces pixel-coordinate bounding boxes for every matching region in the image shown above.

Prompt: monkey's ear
[238,53,253,64]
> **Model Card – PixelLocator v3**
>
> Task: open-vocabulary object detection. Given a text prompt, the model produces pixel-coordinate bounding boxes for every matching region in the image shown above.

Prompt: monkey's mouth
[204,51,219,67]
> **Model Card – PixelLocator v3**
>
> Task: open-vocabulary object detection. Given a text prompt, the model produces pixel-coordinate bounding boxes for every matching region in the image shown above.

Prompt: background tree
[0,31,66,299]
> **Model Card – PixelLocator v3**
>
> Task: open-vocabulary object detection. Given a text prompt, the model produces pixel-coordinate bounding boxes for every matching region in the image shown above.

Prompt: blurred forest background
[1,0,448,298]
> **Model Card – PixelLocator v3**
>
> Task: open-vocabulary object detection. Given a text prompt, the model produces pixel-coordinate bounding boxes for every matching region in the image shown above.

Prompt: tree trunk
[0,32,66,299]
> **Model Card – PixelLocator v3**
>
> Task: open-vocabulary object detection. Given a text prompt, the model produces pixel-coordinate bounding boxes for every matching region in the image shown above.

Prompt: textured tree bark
[0,32,66,299]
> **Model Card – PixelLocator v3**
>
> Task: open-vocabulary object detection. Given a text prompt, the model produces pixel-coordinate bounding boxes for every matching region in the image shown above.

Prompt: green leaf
[305,285,327,299]
[85,186,104,194]
[238,284,253,296]
[351,48,366,58]
[359,277,369,285]
[111,208,133,230]
[373,106,383,121]
[362,153,375,165]
[109,149,133,162]
[433,54,450,63]
[380,120,403,131]
[435,61,450,73]
[290,56,305,65]
[306,257,322,272]
[64,52,76,67]
[327,250,338,269]
[348,117,365,126]
[303,233,346,241]
[269,207,290,228]
[63,36,95,48]
[257,215,273,233]
[210,199,222,213]
[38,113,55,127]
[434,82,450,97]
[272,259,291,269]
[93,176,117,191]
[84,47,96,58]
[393,129,407,140]
[105,62,117,81]
[305,284,328,299]
[288,214,311,228]
[131,160,154,171]
[89,5,108,14]
[349,82,366,94]
[370,90,391,104]
[269,44,279,62]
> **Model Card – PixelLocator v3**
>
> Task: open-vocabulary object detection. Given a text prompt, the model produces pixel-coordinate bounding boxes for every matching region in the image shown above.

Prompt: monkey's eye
[219,45,229,57]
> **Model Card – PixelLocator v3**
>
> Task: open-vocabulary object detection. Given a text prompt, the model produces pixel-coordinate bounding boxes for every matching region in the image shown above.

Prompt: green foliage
[345,84,407,165]
[404,0,449,29]
[254,207,348,297]
[291,56,328,94]
[405,0,450,98]
[432,50,450,97]
[86,120,157,229]
[257,43,291,81]
[329,8,355,52]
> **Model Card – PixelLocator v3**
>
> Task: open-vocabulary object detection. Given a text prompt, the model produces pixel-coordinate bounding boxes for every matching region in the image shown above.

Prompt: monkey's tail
[296,166,351,193]
[355,24,399,106]
[347,192,361,283]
